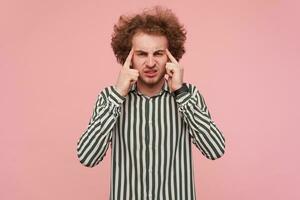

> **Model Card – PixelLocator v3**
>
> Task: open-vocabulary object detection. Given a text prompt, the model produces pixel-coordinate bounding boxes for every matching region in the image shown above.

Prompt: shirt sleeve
[76,86,125,167]
[175,83,226,160]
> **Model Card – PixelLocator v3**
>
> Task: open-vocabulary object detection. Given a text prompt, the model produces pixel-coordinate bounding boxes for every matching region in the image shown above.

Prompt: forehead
[132,32,168,52]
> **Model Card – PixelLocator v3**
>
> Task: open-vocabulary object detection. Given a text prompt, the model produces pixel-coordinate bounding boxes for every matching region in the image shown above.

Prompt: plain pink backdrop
[1,0,299,199]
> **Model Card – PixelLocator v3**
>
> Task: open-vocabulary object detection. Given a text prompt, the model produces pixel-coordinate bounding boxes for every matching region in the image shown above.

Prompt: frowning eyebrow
[134,49,165,54]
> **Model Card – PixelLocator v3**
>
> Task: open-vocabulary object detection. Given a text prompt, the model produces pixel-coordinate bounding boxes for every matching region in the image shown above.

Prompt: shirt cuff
[175,91,191,106]
[108,86,126,106]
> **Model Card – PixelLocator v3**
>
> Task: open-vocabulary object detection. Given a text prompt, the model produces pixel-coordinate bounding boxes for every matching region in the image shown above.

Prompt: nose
[146,55,155,67]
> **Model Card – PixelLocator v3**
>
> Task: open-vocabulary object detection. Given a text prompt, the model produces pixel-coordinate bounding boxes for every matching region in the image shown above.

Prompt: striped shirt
[77,80,225,200]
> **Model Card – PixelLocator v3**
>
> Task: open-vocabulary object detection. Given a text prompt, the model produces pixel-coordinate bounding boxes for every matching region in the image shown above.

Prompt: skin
[115,32,184,97]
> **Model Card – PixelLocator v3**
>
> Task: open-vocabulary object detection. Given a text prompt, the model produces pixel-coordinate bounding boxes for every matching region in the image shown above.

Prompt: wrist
[173,83,189,97]
[114,86,127,97]
[173,84,183,91]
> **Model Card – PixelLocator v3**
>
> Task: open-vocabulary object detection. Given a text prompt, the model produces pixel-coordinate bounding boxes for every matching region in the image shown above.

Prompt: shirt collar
[129,79,171,96]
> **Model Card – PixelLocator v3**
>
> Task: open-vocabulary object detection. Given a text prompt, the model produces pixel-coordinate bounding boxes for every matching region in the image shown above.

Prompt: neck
[137,79,165,97]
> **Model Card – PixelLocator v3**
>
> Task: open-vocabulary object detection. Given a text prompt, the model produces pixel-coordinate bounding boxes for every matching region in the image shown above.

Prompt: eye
[154,52,164,56]
[137,52,147,56]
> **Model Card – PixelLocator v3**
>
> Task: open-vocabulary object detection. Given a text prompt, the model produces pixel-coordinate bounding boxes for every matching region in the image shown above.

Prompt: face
[131,32,169,88]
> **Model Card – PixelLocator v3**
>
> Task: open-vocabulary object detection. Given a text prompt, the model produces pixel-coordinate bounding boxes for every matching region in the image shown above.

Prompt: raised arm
[76,87,125,167]
[175,84,226,160]
[77,48,137,167]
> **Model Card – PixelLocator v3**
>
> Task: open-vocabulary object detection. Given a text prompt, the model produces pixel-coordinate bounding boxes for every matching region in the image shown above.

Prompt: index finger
[124,48,134,68]
[165,49,178,64]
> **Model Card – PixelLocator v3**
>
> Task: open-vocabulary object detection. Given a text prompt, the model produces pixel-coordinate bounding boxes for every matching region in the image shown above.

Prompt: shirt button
[149,120,152,124]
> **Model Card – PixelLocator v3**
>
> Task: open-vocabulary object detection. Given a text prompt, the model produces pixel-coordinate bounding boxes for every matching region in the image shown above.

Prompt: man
[77,6,225,200]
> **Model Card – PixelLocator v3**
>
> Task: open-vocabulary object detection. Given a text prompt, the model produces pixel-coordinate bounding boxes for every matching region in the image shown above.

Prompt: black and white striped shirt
[77,80,225,200]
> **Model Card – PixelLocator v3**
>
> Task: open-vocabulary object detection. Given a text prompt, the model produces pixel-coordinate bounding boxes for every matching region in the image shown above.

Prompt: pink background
[1,0,299,199]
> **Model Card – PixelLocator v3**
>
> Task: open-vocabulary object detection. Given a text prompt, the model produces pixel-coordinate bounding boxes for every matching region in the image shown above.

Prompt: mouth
[144,70,158,78]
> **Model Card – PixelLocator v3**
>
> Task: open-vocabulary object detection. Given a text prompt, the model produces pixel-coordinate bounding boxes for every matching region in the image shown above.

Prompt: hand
[165,49,184,92]
[115,48,139,97]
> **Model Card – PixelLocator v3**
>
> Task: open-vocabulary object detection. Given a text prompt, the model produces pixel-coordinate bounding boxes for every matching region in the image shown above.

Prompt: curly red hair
[111,6,187,65]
